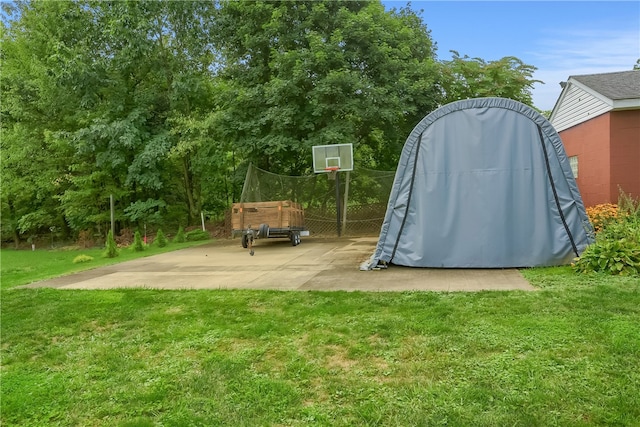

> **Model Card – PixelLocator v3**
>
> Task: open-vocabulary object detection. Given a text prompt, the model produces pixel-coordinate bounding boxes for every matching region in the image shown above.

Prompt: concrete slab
[21,236,536,292]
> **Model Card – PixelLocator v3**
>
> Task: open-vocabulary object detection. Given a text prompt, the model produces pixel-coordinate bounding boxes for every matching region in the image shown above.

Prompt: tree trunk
[8,202,20,249]
[182,156,197,224]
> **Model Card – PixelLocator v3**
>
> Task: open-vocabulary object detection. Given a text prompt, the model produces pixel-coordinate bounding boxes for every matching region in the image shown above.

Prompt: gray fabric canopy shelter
[363,97,594,269]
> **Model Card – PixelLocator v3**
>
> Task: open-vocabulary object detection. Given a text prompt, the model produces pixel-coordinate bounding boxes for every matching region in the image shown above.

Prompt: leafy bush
[185,229,210,241]
[574,191,640,276]
[104,230,119,258]
[598,217,640,243]
[155,229,168,247]
[72,254,94,264]
[173,226,186,243]
[132,230,145,252]
[614,190,640,243]
[573,238,640,276]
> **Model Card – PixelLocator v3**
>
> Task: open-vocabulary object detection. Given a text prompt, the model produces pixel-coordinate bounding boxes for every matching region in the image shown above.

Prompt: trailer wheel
[290,232,300,246]
[241,234,248,248]
[258,223,269,239]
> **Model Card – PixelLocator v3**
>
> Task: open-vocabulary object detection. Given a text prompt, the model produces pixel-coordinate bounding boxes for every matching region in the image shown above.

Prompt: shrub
[573,238,640,276]
[615,190,640,243]
[598,217,640,243]
[73,254,94,264]
[574,191,640,276]
[155,229,168,247]
[185,229,210,241]
[173,225,186,243]
[132,230,145,252]
[104,230,119,258]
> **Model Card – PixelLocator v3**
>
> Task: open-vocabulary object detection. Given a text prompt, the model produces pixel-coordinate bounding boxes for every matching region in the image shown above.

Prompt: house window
[569,156,578,178]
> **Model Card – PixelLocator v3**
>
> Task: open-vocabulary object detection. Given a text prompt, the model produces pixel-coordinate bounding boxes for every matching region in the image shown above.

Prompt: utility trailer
[231,201,308,251]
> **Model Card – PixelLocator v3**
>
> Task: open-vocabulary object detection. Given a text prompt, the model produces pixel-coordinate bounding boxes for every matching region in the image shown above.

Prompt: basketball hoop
[312,143,352,237]
[325,166,340,180]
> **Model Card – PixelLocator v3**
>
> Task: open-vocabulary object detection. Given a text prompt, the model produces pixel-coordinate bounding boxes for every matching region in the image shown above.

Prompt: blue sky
[384,1,640,111]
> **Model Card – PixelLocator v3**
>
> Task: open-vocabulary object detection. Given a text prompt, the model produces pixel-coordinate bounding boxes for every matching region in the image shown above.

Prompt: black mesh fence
[237,163,396,236]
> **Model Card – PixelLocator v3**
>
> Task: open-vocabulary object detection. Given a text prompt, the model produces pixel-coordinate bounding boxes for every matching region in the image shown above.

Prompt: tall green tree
[60,0,219,227]
[1,1,84,244]
[439,51,541,106]
[2,1,229,241]
[212,1,442,173]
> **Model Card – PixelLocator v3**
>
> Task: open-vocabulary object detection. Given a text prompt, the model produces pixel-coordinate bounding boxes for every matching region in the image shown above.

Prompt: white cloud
[529,28,639,110]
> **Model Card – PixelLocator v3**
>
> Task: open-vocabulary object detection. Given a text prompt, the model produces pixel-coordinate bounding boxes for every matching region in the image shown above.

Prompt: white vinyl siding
[551,83,611,132]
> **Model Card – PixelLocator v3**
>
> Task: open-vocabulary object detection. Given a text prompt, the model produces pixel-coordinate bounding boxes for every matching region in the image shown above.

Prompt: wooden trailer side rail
[231,200,304,233]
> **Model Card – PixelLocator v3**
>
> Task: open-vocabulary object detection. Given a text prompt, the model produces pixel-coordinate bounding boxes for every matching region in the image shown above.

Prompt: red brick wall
[610,110,640,202]
[559,113,611,207]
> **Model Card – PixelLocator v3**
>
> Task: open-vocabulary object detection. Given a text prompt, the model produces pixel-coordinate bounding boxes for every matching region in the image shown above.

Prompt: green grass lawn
[1,245,639,426]
[0,240,211,290]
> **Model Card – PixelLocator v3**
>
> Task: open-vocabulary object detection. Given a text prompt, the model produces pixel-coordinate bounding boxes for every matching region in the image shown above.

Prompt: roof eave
[612,99,640,110]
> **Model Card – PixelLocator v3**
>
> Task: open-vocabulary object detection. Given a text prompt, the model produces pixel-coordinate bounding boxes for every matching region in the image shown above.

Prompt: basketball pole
[342,171,350,236]
[335,171,341,237]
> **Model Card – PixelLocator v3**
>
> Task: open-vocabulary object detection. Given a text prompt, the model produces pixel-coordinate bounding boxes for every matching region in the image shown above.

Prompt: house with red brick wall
[549,70,640,207]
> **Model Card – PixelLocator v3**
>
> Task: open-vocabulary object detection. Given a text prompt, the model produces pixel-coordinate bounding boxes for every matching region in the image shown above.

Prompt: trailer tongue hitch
[246,225,255,256]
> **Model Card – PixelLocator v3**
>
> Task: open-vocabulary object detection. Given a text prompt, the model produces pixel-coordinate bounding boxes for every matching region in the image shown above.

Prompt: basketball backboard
[312,143,353,173]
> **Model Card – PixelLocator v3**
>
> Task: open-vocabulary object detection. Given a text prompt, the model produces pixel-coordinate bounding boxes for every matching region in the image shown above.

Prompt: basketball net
[325,166,339,180]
